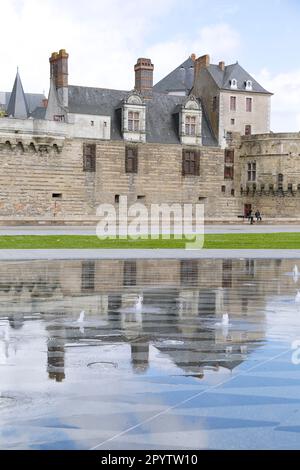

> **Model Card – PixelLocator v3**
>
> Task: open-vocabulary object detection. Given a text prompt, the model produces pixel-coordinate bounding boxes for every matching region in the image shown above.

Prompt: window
[230,96,236,111]
[231,189,235,196]
[245,80,253,91]
[278,174,283,184]
[53,115,65,122]
[115,194,120,203]
[137,195,145,200]
[123,260,137,287]
[81,261,95,291]
[288,183,293,193]
[246,97,252,112]
[224,166,234,180]
[83,143,96,172]
[180,260,198,286]
[225,149,234,164]
[125,147,138,173]
[222,260,232,288]
[52,193,62,199]
[245,125,252,136]
[221,185,226,193]
[231,118,235,125]
[182,150,200,176]
[247,162,256,181]
[231,79,238,89]
[226,131,233,144]
[90,120,94,127]
[212,96,218,112]
[185,116,196,136]
[128,111,140,131]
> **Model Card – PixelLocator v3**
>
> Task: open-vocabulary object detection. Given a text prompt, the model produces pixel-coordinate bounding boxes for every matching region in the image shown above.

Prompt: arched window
[230,79,238,89]
[29,143,36,153]
[16,142,24,153]
[245,80,253,91]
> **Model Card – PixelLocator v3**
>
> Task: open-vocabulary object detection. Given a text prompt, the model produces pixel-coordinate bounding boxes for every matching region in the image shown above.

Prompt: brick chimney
[193,54,210,87]
[219,61,225,71]
[49,49,69,107]
[134,58,154,97]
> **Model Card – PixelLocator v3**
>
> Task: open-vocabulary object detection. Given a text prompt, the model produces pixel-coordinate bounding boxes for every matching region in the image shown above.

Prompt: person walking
[255,210,262,222]
[247,210,254,225]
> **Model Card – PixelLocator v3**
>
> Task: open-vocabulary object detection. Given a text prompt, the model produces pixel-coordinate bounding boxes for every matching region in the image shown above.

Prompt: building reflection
[0,257,297,381]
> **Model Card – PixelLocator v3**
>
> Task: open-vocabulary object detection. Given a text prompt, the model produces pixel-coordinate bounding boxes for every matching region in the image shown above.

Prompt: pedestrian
[248,210,254,225]
[255,210,262,222]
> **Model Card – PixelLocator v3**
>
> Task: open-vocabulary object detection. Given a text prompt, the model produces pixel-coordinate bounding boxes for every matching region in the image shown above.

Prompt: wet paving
[1,258,300,449]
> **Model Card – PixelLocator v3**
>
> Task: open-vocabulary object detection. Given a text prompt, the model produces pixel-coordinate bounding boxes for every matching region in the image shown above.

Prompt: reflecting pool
[1,258,300,449]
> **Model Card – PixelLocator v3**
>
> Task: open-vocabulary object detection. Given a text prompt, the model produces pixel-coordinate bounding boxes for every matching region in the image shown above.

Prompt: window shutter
[133,147,138,173]
[225,149,234,163]
[182,150,186,176]
[195,151,200,176]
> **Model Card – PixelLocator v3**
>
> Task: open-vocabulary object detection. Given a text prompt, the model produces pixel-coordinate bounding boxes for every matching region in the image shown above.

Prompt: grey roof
[153,57,271,96]
[68,85,217,146]
[206,62,272,94]
[0,90,45,114]
[153,57,194,95]
[6,71,29,119]
[30,106,46,119]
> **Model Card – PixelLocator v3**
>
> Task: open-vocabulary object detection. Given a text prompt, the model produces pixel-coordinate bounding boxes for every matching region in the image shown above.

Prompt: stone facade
[0,49,299,223]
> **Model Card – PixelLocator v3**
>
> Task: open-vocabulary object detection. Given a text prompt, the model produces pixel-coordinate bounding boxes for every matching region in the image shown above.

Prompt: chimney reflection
[130,338,149,374]
[46,324,66,383]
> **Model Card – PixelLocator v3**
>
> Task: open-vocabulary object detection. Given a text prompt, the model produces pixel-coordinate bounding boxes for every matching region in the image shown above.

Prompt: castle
[0,49,299,224]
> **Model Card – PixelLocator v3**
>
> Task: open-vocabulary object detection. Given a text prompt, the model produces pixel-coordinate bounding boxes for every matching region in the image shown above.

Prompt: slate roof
[207,63,272,94]
[153,57,194,95]
[30,106,46,119]
[68,85,217,147]
[153,57,271,95]
[6,71,29,119]
[0,91,45,114]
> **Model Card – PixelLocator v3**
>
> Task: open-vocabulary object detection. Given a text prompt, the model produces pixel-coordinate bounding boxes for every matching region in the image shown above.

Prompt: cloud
[0,0,176,93]
[146,23,241,82]
[257,68,300,131]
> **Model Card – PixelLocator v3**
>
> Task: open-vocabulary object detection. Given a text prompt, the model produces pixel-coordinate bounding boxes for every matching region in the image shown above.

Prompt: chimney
[219,61,225,71]
[193,54,210,84]
[49,49,69,107]
[134,58,154,97]
[49,49,69,88]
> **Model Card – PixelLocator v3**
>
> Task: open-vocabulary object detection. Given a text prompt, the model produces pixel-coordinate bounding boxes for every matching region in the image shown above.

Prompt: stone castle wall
[0,130,240,223]
[237,133,300,218]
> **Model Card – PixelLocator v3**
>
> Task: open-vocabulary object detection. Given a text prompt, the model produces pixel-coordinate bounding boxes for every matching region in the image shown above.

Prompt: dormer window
[230,79,238,89]
[128,111,140,131]
[245,80,253,91]
[122,92,146,143]
[185,116,196,136]
[179,95,202,146]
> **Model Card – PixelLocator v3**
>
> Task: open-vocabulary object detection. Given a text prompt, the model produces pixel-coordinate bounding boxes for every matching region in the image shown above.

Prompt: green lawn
[0,232,300,249]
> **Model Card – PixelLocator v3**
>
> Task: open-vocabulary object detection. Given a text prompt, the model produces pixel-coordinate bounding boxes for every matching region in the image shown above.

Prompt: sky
[1,0,300,131]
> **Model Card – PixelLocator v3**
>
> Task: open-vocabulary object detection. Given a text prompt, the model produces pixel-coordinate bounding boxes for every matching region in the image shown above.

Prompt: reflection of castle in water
[0,258,291,382]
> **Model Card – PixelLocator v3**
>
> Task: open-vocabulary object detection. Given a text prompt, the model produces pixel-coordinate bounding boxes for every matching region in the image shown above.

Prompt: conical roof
[6,70,29,118]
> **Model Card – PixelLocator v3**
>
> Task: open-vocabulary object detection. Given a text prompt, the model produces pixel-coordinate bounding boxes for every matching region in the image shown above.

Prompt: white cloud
[147,23,241,82]
[0,0,176,94]
[257,68,300,132]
